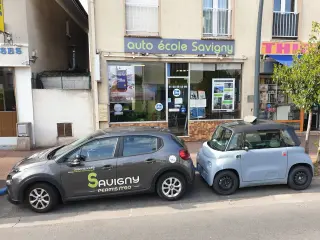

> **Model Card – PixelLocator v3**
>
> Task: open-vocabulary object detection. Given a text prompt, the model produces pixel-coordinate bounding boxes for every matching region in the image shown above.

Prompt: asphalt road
[1,175,320,239]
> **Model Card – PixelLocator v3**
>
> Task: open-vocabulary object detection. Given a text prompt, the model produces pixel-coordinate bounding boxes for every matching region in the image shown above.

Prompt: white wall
[33,89,94,147]
[14,67,35,144]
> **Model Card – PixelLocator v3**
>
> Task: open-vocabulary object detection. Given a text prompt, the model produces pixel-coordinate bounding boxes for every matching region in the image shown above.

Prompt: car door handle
[236,155,241,159]
[102,165,113,170]
[145,158,156,163]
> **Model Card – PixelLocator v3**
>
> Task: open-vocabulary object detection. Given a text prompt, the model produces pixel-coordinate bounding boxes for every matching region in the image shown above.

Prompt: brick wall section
[110,122,168,129]
[187,120,230,141]
[110,120,231,142]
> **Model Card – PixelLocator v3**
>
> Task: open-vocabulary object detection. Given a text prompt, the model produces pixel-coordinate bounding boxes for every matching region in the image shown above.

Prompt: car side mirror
[70,155,85,167]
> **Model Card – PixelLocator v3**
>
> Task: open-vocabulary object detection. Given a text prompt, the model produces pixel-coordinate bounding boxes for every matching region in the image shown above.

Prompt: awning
[268,55,302,67]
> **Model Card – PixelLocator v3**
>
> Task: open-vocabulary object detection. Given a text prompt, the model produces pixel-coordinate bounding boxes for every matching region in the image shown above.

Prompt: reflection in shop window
[189,63,242,120]
[259,76,300,123]
[108,62,166,122]
[0,68,16,111]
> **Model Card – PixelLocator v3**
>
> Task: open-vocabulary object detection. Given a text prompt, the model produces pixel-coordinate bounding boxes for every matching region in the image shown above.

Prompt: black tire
[213,170,239,195]
[25,183,58,213]
[156,172,186,201]
[288,166,313,191]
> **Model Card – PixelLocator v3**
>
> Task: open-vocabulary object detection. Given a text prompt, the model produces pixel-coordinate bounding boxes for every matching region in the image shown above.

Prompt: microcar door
[240,129,288,182]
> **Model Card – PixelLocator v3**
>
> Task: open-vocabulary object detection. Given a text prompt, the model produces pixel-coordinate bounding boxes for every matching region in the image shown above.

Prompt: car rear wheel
[213,170,239,195]
[288,166,312,191]
[156,172,186,201]
[26,183,58,213]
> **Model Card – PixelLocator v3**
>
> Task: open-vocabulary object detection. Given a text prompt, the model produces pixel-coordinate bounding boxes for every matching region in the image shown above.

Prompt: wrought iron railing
[273,11,299,38]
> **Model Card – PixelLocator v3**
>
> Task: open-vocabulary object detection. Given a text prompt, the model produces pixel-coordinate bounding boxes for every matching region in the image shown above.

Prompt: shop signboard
[261,41,308,55]
[212,78,235,112]
[0,45,29,67]
[124,37,235,55]
[0,0,4,32]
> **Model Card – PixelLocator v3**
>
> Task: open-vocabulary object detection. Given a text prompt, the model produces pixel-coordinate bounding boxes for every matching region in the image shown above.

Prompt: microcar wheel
[157,172,186,201]
[213,170,239,195]
[288,166,312,191]
[26,183,58,213]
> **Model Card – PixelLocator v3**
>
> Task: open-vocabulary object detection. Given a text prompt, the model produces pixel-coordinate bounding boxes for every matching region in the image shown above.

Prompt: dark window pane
[274,0,281,11]
[123,136,158,157]
[108,62,166,122]
[190,63,242,120]
[81,138,118,161]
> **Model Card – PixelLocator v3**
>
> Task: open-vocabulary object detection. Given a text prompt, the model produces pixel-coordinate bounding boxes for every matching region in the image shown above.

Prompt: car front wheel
[26,183,58,213]
[213,170,239,195]
[288,166,313,191]
[156,172,186,201]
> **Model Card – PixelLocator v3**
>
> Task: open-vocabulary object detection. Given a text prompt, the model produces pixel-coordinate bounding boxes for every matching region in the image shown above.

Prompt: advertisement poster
[212,79,235,112]
[108,66,135,103]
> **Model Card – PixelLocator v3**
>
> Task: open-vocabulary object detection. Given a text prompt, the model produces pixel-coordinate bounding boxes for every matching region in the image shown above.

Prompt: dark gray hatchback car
[6,127,195,213]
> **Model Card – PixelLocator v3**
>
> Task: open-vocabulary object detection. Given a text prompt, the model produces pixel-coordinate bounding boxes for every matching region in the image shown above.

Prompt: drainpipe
[88,0,100,130]
[68,46,76,71]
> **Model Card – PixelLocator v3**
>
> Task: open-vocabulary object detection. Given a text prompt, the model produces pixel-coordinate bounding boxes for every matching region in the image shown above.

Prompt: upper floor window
[125,0,159,36]
[273,0,299,38]
[203,0,232,38]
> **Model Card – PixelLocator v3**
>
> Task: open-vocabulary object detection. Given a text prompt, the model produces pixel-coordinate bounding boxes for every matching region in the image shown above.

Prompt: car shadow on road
[1,174,320,225]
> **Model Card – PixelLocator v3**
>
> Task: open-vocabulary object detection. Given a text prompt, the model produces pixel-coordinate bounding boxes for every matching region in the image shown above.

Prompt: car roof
[94,126,172,138]
[221,119,295,133]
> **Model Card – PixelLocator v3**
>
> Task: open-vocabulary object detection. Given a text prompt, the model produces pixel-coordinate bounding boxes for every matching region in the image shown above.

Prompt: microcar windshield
[207,126,233,151]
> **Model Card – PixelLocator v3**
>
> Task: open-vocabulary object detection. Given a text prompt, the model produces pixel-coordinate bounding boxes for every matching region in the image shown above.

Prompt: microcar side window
[227,133,243,151]
[280,129,296,147]
[208,126,233,151]
[244,130,286,149]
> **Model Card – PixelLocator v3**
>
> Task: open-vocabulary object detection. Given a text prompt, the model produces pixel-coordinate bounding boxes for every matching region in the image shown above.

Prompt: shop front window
[108,62,166,122]
[189,63,242,120]
[259,76,300,130]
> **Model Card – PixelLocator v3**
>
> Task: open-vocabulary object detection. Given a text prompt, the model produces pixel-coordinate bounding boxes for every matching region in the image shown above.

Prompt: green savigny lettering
[88,172,98,188]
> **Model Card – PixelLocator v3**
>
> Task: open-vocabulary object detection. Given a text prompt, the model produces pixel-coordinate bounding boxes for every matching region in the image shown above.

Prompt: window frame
[226,132,244,151]
[202,0,232,38]
[61,137,121,163]
[57,123,73,137]
[274,0,298,13]
[119,135,163,158]
[125,0,160,36]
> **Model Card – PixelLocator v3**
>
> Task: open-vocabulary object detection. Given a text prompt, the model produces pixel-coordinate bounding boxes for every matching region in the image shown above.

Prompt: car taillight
[179,149,190,160]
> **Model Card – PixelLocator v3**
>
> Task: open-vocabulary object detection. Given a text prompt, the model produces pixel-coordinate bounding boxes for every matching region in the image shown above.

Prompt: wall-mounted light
[197,54,206,57]
[168,54,176,57]
[29,50,38,63]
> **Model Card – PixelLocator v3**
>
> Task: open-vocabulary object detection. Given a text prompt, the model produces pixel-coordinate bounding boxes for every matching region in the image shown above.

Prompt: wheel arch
[288,163,314,180]
[213,168,240,185]
[151,167,190,192]
[18,176,65,202]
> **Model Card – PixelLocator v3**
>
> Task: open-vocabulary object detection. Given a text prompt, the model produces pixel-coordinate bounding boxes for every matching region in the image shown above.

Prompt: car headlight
[11,168,21,174]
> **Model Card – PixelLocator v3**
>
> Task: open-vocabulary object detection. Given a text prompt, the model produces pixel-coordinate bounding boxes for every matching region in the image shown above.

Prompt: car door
[116,135,164,193]
[240,129,288,182]
[59,137,119,198]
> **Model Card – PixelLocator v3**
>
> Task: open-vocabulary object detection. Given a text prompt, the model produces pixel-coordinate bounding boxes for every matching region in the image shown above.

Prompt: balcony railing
[273,11,299,38]
[32,71,91,90]
[125,3,159,36]
[203,8,232,37]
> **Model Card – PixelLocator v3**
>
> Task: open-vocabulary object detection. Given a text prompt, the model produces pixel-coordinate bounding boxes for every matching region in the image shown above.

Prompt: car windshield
[207,126,233,151]
[48,130,105,160]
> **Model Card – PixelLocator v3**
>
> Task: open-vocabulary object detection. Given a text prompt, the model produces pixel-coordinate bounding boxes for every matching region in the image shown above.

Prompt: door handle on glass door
[145,158,156,163]
[102,165,113,170]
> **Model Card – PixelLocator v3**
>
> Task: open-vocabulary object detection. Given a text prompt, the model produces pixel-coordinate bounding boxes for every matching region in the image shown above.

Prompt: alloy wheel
[161,177,182,198]
[29,188,51,210]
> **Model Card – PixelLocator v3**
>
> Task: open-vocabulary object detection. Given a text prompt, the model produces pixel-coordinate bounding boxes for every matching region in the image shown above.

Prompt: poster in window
[108,66,135,103]
[212,78,235,112]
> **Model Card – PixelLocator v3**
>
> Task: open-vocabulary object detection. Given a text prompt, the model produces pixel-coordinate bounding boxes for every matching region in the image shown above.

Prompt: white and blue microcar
[197,116,314,195]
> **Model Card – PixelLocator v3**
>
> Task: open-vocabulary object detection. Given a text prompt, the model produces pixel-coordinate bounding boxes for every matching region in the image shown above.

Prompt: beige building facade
[89,0,320,141]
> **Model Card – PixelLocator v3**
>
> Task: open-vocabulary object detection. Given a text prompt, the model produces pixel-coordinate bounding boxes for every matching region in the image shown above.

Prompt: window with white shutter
[125,0,159,36]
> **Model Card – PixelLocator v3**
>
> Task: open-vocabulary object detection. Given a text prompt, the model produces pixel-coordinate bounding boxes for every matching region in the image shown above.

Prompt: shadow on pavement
[1,173,320,226]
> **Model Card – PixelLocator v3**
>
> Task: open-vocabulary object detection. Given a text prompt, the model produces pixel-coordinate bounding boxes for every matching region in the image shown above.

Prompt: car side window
[280,129,296,147]
[80,138,118,161]
[227,133,243,151]
[123,136,158,157]
[244,130,285,149]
